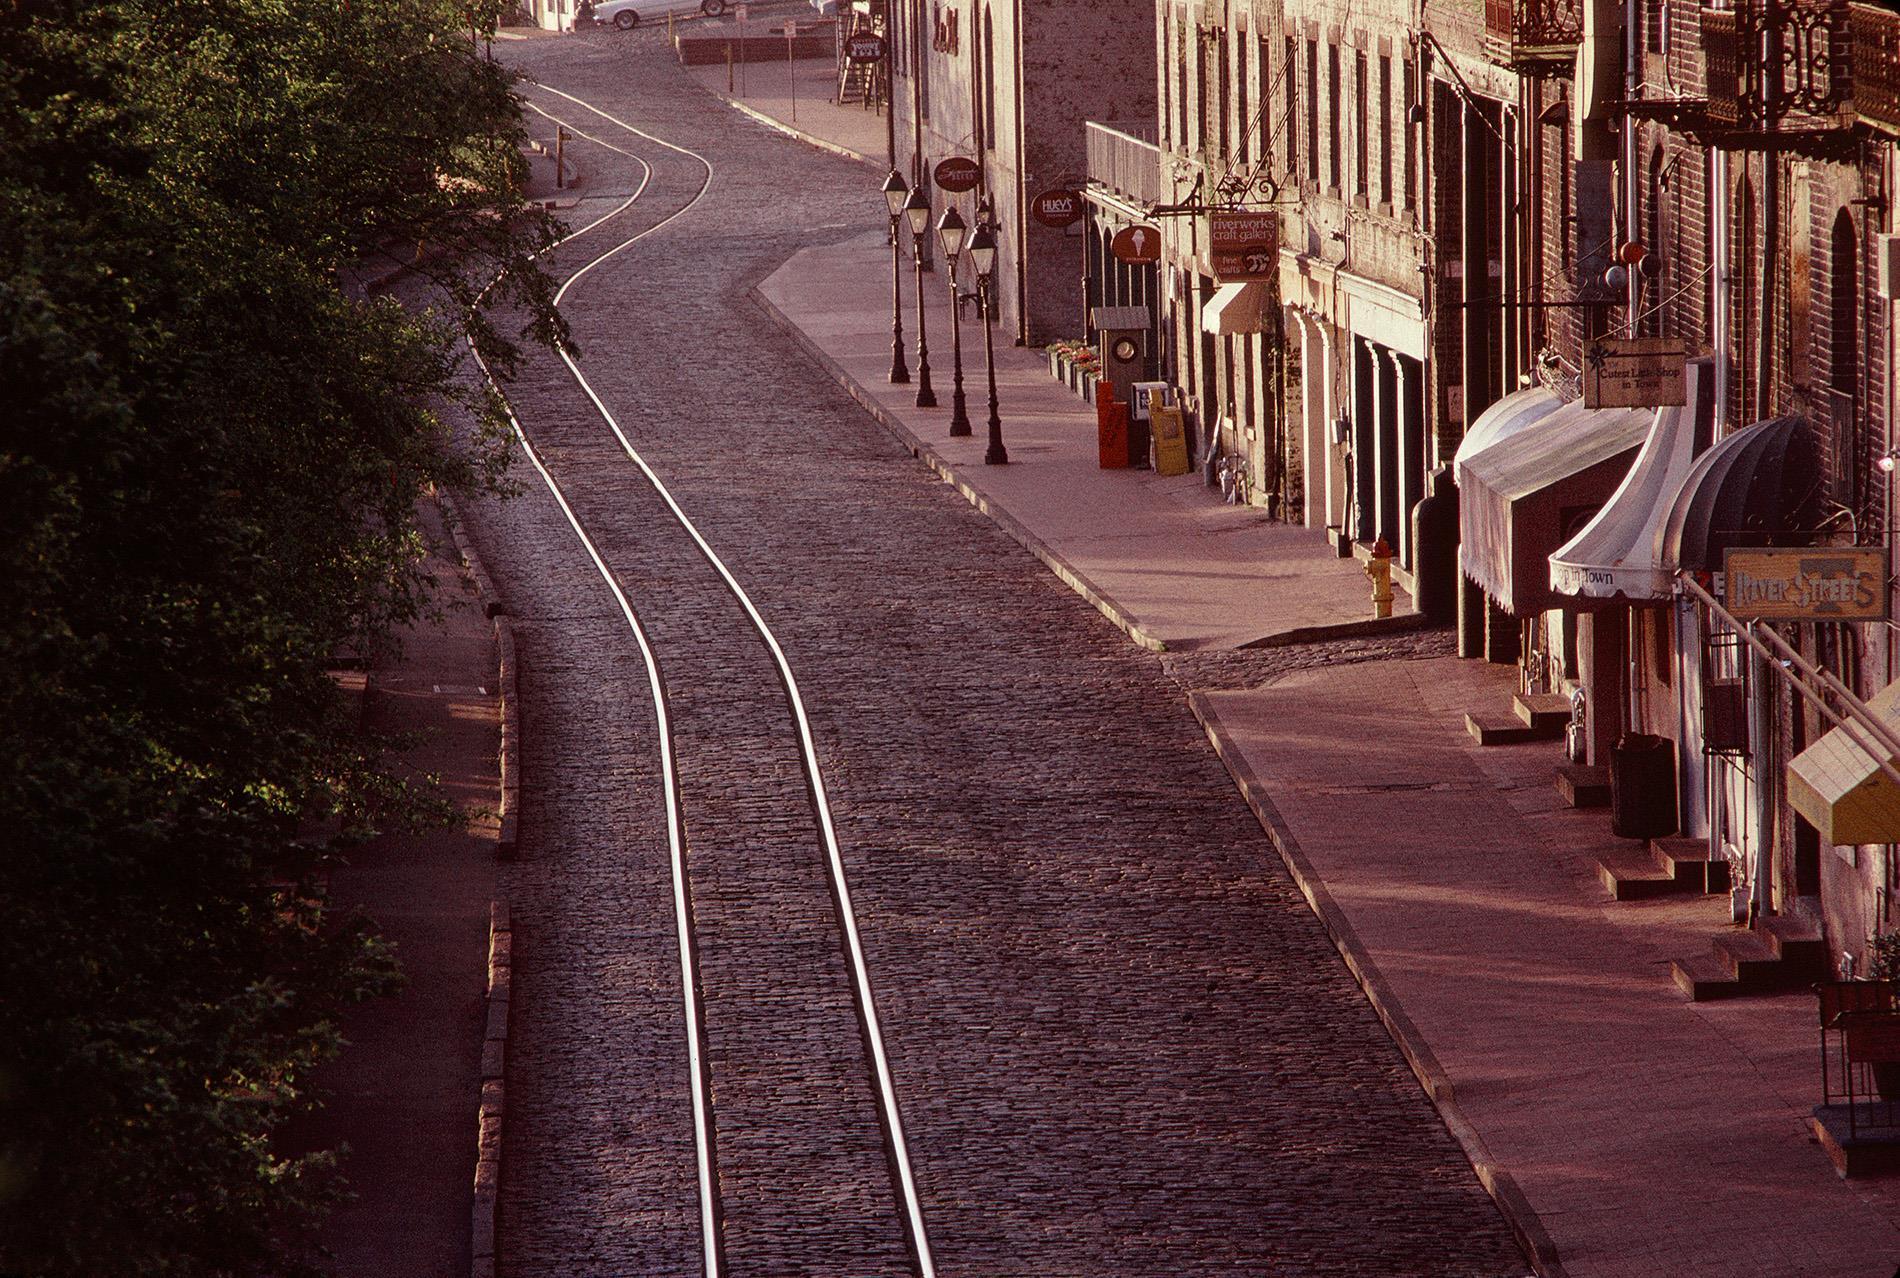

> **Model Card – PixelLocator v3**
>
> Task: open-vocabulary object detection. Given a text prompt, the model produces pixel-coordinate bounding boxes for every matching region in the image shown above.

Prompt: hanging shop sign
[1205,210,1278,282]
[934,156,981,193]
[1582,336,1687,409]
[1110,224,1162,264]
[1721,547,1891,622]
[845,33,887,63]
[1031,188,1085,229]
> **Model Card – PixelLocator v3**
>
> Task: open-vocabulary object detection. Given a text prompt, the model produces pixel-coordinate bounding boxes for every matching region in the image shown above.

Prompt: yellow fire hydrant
[1365,536,1395,619]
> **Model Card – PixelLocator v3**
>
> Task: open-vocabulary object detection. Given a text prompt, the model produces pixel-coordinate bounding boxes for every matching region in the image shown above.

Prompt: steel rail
[471,81,937,1278]
[526,80,939,1278]
[463,117,732,1277]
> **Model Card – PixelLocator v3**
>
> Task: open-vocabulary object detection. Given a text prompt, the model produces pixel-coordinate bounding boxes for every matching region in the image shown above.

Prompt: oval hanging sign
[1110,224,1162,264]
[845,33,887,63]
[1031,188,1084,228]
[934,156,982,193]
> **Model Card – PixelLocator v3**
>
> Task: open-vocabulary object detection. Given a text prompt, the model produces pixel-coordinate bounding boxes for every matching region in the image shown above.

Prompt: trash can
[1610,732,1678,839]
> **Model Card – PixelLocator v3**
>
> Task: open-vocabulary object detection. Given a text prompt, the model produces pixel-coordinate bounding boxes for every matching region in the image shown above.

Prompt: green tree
[0,2,562,1273]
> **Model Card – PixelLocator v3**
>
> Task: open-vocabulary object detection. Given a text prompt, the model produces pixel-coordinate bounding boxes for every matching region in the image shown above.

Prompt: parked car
[594,0,725,28]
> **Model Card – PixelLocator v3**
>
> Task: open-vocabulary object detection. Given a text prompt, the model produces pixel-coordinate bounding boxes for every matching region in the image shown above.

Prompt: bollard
[1364,536,1395,619]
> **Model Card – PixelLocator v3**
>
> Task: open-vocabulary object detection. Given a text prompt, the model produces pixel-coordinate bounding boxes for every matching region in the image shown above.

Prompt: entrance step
[1596,848,1678,900]
[1651,837,1729,894]
[1672,952,1746,1000]
[1514,692,1572,732]
[1466,712,1557,746]
[1671,915,1830,1001]
[1555,763,1610,808]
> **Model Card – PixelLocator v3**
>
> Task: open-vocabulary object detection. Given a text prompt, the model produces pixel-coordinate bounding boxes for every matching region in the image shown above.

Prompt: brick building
[889,0,1156,345]
[1445,0,1900,987]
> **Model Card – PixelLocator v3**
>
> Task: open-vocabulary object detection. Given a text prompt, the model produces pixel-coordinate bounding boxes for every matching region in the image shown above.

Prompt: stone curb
[705,90,880,170]
[1185,689,1564,1278]
[435,492,521,860]
[1238,610,1433,649]
[472,900,512,1278]
[750,285,1168,653]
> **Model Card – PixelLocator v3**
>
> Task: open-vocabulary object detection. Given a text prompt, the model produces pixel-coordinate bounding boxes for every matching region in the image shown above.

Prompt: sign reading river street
[1722,547,1891,622]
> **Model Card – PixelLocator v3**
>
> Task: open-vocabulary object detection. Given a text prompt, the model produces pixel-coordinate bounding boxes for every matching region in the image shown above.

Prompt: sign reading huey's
[1722,547,1891,622]
[1205,210,1277,282]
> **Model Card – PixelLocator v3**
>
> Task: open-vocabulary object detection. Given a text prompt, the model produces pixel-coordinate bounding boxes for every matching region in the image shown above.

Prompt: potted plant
[1866,931,1900,1099]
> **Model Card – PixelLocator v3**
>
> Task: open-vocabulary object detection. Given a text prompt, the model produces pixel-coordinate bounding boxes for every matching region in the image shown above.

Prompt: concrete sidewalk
[724,72,1900,1278]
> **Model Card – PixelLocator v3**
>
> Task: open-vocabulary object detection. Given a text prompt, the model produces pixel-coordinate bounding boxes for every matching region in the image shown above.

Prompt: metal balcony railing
[1086,121,1164,211]
[1700,0,1854,136]
[1483,0,1583,68]
[1853,2,1900,133]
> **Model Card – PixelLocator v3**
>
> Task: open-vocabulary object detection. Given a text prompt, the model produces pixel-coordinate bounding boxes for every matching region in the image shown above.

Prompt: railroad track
[470,82,935,1278]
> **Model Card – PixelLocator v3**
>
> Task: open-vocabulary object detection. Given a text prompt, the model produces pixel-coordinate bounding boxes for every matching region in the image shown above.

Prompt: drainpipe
[1712,147,1731,430]
[1012,0,1030,345]
[1625,0,1639,336]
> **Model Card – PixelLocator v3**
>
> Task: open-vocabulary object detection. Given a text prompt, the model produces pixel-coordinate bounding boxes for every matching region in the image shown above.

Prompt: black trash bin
[1610,732,1678,839]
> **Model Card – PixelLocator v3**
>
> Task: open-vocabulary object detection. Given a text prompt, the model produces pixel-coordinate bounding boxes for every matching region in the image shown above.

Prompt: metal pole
[913,226,936,408]
[981,272,1006,464]
[947,254,971,435]
[889,215,910,384]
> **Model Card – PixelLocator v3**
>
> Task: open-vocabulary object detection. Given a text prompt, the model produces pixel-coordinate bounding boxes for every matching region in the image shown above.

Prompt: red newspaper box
[1096,389,1130,468]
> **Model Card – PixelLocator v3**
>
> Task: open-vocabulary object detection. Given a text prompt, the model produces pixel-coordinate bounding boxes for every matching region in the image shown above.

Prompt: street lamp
[968,212,1006,465]
[936,205,972,437]
[881,170,910,385]
[903,184,937,409]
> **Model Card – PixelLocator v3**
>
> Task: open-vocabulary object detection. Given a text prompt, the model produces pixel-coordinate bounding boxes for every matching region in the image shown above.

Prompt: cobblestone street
[462,30,1528,1277]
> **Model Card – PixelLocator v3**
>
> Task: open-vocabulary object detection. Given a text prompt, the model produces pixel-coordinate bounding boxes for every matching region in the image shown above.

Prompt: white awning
[1452,386,1563,473]
[1200,283,1270,335]
[1457,396,1652,615]
[1549,358,1716,602]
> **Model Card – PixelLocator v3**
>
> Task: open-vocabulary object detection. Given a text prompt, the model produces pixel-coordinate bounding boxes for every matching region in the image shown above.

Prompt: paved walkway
[292,501,499,1278]
[719,74,1900,1278]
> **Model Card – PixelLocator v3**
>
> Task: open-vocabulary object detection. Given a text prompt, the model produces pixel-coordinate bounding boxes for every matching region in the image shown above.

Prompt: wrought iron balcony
[1699,0,1854,142]
[1483,0,1583,69]
[1853,2,1900,134]
[1086,121,1164,211]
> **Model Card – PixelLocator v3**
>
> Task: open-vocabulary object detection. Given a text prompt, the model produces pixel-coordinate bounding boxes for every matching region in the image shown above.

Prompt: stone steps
[1670,914,1829,1001]
[1595,836,1727,901]
[1554,763,1610,809]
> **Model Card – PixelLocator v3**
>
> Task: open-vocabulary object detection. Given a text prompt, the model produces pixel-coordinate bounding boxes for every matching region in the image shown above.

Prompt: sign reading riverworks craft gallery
[1722,547,1891,622]
[1205,210,1277,282]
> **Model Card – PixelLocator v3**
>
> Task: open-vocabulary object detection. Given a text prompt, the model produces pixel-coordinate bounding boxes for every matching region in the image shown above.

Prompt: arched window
[1831,208,1858,396]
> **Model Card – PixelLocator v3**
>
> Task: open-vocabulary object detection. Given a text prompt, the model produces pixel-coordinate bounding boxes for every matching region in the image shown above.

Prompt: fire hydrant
[1365,537,1395,619]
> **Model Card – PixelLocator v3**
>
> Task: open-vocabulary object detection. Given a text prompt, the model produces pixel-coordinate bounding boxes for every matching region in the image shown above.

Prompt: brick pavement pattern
[461,29,1529,1277]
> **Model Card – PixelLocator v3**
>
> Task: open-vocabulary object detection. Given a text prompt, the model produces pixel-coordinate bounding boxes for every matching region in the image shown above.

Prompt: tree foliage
[0,3,560,1273]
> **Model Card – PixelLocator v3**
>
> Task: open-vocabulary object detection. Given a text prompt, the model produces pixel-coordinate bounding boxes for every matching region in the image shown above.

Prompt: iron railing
[1086,120,1164,211]
[1853,1,1900,133]
[1700,0,1854,133]
[1483,0,1583,68]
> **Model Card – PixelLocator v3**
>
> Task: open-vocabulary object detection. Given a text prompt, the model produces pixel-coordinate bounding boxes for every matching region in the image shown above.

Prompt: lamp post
[968,212,1006,464]
[881,170,910,384]
[903,185,937,408]
[936,205,972,437]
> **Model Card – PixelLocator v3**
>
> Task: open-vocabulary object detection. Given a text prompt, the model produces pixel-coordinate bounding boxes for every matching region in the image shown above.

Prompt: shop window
[1402,60,1416,211]
[1378,54,1392,206]
[1306,39,1320,182]
[1284,36,1299,177]
[1354,49,1368,198]
[1328,43,1340,190]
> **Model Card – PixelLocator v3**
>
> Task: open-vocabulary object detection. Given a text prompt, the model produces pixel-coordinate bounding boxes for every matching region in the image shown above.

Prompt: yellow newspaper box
[1150,405,1190,476]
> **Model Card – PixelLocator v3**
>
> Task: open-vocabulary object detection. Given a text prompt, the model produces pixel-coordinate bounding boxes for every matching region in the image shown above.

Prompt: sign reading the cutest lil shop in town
[1582,336,1687,409]
[1205,210,1278,282]
[1722,547,1891,622]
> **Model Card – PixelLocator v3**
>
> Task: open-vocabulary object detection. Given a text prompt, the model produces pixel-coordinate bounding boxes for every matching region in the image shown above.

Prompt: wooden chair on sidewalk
[1816,979,1894,1106]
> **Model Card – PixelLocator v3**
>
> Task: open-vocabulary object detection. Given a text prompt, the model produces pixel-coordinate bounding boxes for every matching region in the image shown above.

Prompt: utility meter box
[1092,305,1151,408]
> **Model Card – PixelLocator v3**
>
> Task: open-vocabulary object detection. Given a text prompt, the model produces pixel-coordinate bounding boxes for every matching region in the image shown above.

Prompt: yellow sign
[1582,336,1687,408]
[1722,547,1890,621]
[1150,405,1190,476]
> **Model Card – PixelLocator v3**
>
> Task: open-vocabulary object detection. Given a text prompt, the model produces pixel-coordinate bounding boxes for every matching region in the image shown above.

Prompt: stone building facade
[889,0,1156,345]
